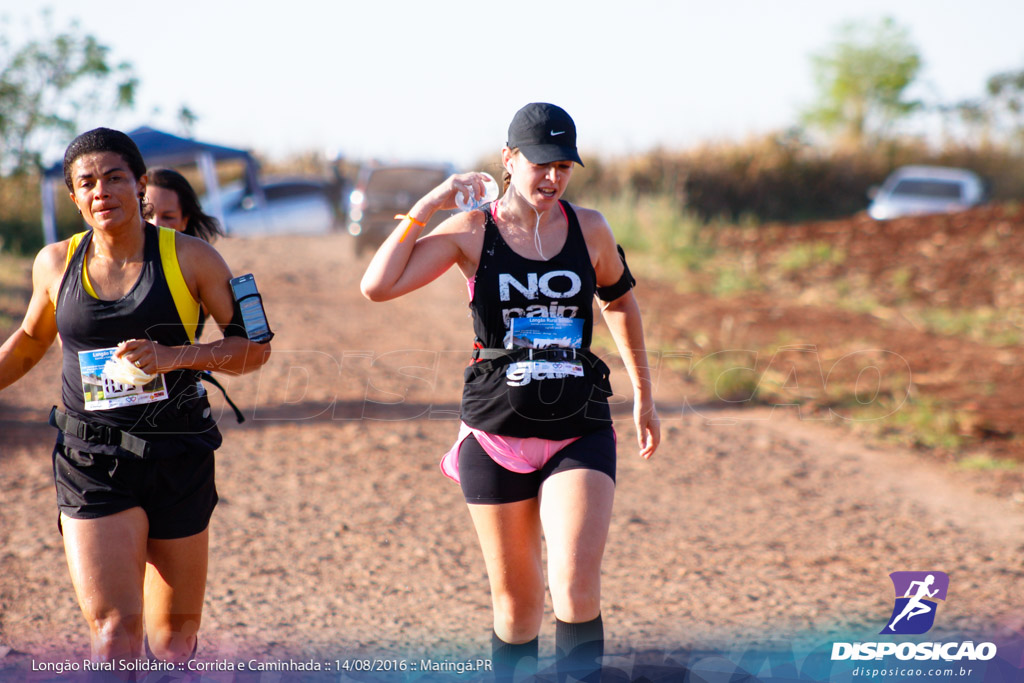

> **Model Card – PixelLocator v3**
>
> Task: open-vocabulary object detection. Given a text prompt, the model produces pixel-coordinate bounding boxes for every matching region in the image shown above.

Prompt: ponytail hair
[502,147,519,193]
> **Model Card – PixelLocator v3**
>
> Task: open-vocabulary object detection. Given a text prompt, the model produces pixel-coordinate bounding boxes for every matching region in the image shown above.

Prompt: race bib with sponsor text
[77,347,168,411]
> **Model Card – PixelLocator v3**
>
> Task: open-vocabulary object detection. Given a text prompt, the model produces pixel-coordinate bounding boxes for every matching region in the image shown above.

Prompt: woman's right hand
[362,174,485,302]
[422,172,496,213]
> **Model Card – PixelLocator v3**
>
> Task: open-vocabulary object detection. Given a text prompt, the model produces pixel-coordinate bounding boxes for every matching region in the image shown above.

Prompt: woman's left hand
[635,396,660,459]
[116,339,176,375]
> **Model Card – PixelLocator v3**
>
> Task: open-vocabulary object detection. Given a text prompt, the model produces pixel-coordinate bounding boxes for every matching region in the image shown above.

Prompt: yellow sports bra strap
[65,232,86,271]
[159,227,201,344]
[62,231,99,299]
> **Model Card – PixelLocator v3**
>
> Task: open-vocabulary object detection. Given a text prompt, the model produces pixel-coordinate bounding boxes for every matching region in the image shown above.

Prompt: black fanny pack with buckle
[461,346,613,440]
[49,406,152,458]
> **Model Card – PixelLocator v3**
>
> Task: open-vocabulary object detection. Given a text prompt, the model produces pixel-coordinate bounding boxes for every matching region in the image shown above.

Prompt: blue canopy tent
[40,126,263,243]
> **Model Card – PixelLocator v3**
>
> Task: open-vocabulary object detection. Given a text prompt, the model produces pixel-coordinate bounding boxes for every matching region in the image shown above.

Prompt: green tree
[802,16,922,145]
[177,105,198,138]
[0,10,138,175]
[985,68,1024,147]
[941,67,1024,149]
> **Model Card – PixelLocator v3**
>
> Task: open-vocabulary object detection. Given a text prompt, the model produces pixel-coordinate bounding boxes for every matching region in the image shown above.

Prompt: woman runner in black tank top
[0,128,271,666]
[56,223,221,456]
[461,199,613,439]
[362,103,660,682]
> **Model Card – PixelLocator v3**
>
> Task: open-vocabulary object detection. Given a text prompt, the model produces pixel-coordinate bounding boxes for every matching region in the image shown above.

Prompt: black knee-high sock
[555,615,604,683]
[491,631,539,683]
[144,634,198,662]
[139,635,198,683]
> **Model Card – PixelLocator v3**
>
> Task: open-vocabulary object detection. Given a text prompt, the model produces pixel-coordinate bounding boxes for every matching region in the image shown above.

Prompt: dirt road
[1,231,1022,681]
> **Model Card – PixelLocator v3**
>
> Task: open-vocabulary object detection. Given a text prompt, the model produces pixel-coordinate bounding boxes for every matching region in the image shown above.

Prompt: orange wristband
[394,214,426,243]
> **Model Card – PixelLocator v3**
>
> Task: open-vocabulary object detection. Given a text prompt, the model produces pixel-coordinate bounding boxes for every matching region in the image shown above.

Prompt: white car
[216,178,339,236]
[867,166,986,220]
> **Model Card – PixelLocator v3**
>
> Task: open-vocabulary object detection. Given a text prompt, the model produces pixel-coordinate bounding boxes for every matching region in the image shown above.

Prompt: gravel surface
[1,230,1022,681]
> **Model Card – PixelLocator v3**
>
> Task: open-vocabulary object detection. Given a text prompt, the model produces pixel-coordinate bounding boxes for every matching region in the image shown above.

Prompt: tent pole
[41,176,59,245]
[197,152,226,232]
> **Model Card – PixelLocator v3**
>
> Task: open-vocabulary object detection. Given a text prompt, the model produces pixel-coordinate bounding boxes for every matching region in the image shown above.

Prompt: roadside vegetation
[0,250,30,330]
[581,186,1024,469]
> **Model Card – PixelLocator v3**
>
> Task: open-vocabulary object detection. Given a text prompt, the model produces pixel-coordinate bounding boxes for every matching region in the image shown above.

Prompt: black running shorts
[52,442,218,539]
[458,427,616,505]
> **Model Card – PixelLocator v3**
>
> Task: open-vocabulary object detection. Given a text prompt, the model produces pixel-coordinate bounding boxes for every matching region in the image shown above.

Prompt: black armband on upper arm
[595,244,636,302]
[222,303,249,339]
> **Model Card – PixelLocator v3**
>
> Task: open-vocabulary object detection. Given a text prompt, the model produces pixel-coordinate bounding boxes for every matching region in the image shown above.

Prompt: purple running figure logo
[880,571,949,635]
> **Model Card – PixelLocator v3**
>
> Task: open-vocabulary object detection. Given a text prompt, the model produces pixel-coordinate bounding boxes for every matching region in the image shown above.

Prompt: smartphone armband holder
[229,291,274,344]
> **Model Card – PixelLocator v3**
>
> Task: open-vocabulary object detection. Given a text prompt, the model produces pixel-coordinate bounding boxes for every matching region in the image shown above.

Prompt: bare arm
[0,243,65,391]
[360,172,491,301]
[118,235,271,375]
[601,291,660,459]
[582,207,660,459]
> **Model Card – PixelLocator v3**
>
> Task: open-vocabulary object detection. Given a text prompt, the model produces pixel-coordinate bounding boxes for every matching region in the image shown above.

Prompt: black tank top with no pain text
[461,201,613,439]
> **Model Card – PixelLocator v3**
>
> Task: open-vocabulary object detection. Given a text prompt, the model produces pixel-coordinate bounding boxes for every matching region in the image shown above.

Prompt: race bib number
[78,347,168,411]
[507,316,583,350]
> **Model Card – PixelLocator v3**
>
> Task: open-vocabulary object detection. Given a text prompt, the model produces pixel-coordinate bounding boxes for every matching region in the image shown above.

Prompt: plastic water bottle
[455,172,499,212]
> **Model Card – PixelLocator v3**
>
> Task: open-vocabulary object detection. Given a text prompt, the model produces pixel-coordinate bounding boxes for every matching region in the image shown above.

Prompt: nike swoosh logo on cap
[550,130,565,136]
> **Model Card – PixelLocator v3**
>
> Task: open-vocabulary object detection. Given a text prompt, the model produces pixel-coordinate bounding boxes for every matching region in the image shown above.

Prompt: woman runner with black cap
[362,103,660,682]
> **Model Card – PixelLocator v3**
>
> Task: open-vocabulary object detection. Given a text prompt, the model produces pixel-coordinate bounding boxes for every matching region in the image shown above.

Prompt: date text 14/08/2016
[339,659,493,674]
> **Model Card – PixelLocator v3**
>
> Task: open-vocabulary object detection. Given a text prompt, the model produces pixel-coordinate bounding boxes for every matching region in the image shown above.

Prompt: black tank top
[461,201,612,439]
[55,224,221,457]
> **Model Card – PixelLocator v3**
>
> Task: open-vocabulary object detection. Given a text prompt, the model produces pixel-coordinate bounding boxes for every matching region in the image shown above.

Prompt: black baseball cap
[507,102,584,167]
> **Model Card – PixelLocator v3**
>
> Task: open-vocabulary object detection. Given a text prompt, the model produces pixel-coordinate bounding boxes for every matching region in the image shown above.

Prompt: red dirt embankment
[642,204,1024,476]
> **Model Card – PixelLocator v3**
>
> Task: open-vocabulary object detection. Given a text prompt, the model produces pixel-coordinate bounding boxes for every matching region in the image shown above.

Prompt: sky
[2,0,1024,169]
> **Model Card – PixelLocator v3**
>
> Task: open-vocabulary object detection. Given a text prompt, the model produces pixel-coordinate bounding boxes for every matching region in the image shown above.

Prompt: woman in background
[145,167,223,242]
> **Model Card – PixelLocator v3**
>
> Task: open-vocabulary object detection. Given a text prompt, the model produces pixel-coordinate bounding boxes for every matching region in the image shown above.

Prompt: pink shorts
[440,422,581,484]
